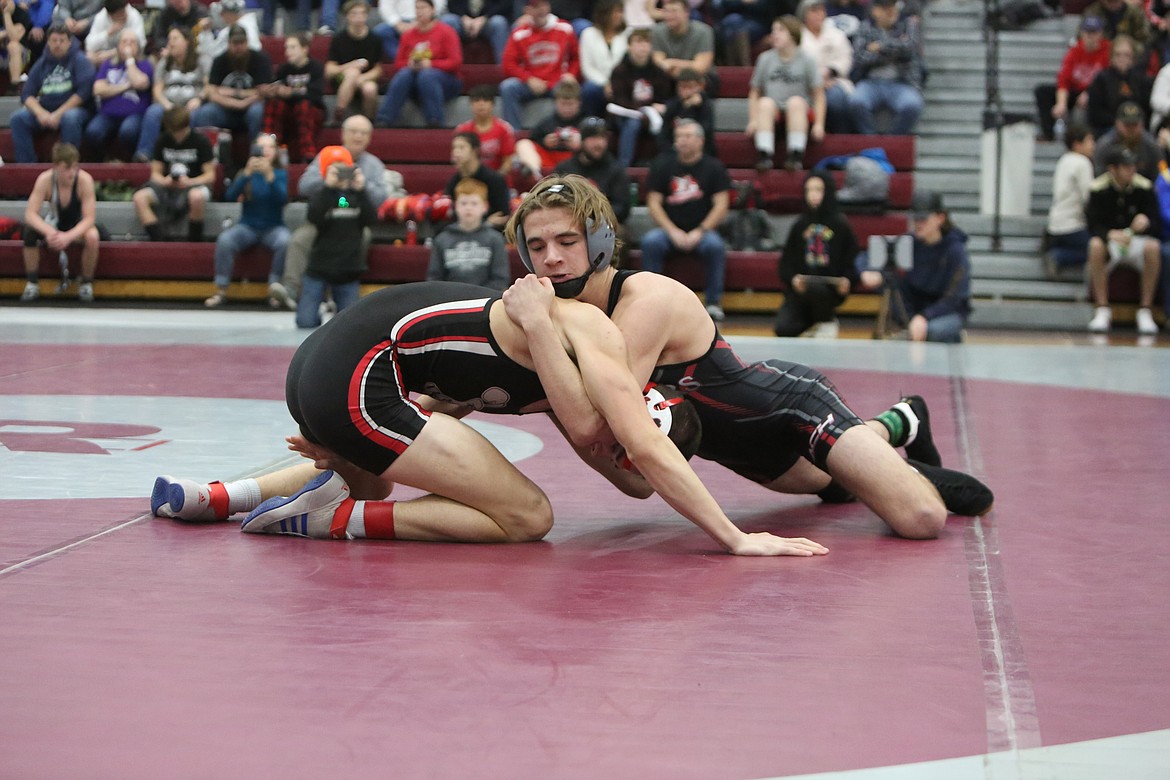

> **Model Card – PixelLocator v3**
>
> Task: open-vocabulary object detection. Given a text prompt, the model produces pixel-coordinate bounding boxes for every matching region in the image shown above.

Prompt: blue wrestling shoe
[151,475,230,521]
[241,470,353,539]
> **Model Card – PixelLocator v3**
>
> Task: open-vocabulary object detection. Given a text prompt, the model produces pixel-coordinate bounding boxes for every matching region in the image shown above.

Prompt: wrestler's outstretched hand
[286,434,342,470]
[730,532,829,557]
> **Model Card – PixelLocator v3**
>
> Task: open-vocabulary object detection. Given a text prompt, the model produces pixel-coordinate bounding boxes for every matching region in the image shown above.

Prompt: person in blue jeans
[10,25,94,162]
[847,0,924,135]
[84,29,153,161]
[442,0,511,63]
[374,0,463,127]
[205,133,293,309]
[192,25,272,145]
[1045,123,1095,273]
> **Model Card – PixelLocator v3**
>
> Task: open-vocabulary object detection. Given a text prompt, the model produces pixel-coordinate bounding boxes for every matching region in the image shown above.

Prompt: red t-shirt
[454,117,517,170]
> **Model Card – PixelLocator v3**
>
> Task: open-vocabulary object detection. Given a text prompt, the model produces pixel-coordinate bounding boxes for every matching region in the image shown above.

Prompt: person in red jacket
[1035,15,1112,141]
[499,0,580,130]
[374,0,463,127]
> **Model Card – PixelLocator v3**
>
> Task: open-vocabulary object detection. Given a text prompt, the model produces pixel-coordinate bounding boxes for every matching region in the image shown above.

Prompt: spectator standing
[326,0,383,124]
[83,0,144,65]
[193,24,272,146]
[1035,15,1109,142]
[20,142,101,303]
[84,28,152,160]
[658,65,715,156]
[512,79,587,178]
[206,133,293,309]
[640,118,731,321]
[453,83,517,170]
[447,130,511,227]
[441,0,510,64]
[52,0,103,41]
[578,0,629,118]
[10,24,94,162]
[553,115,632,224]
[607,26,672,167]
[799,0,854,134]
[1,0,32,94]
[848,0,924,135]
[650,0,716,96]
[196,0,262,77]
[139,26,204,163]
[1086,34,1150,137]
[151,0,208,53]
[1045,122,1096,274]
[375,0,463,127]
[499,0,580,130]
[133,105,216,242]
[1093,100,1161,178]
[427,177,510,288]
[261,31,326,164]
[747,14,824,172]
[719,0,781,67]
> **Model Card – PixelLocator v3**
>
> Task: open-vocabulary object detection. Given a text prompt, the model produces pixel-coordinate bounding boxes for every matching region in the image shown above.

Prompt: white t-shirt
[1047,151,1094,235]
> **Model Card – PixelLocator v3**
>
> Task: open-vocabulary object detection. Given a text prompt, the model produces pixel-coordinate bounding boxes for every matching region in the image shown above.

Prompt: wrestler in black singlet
[23,171,83,248]
[287,282,549,476]
[606,270,864,481]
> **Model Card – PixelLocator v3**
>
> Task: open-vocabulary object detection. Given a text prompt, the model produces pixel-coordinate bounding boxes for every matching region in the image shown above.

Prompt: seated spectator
[193,24,273,147]
[133,105,216,242]
[859,191,972,343]
[375,0,463,128]
[1035,16,1110,142]
[799,0,854,135]
[139,26,204,163]
[427,177,510,288]
[848,0,924,135]
[549,0,592,36]
[623,0,659,31]
[297,145,378,328]
[607,26,672,167]
[16,0,51,75]
[1093,100,1160,179]
[657,65,716,157]
[1086,34,1150,137]
[441,0,510,64]
[453,84,517,171]
[1082,0,1151,52]
[196,0,262,77]
[206,133,293,309]
[773,171,858,338]
[84,29,152,161]
[578,0,629,118]
[1085,146,1161,334]
[10,25,94,162]
[513,79,588,179]
[20,142,101,303]
[718,0,780,66]
[1148,50,1170,128]
[748,15,824,172]
[1,0,33,94]
[373,0,441,61]
[259,0,310,36]
[447,130,511,227]
[1045,123,1096,275]
[261,32,325,164]
[83,0,144,65]
[152,0,208,53]
[53,0,104,42]
[640,118,730,321]
[553,116,632,225]
[326,0,383,124]
[499,0,580,130]
[650,0,717,97]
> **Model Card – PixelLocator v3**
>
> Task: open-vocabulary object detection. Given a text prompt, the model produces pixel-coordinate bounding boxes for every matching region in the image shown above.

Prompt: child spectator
[297,145,378,328]
[512,79,587,179]
[84,28,152,161]
[327,0,383,124]
[1045,123,1096,276]
[606,26,671,167]
[427,178,510,288]
[139,26,203,163]
[206,133,293,309]
[499,0,580,130]
[748,15,824,172]
[375,0,463,128]
[133,105,216,242]
[453,84,516,171]
[262,32,325,164]
[658,66,715,157]
[10,24,94,162]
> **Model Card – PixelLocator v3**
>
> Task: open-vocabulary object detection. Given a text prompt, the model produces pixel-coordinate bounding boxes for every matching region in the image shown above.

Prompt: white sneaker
[640,105,664,135]
[1087,306,1111,333]
[1136,307,1158,335]
[78,282,94,302]
[705,303,726,322]
[813,319,840,339]
[151,475,231,521]
[267,281,296,311]
[241,470,353,539]
[20,281,39,301]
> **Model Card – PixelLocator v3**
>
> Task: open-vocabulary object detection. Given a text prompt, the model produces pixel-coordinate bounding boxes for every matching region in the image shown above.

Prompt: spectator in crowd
[17,0,52,75]
[10,25,94,162]
[139,26,203,163]
[799,0,854,134]
[133,105,215,241]
[1093,100,1160,179]
[152,0,208,53]
[427,177,510,288]
[197,0,261,76]
[1082,0,1151,52]
[578,0,629,118]
[547,0,592,36]
[453,83,516,171]
[20,142,100,303]
[193,24,272,146]
[553,115,632,224]
[499,0,580,130]
[650,0,716,96]
[719,0,780,66]
[1146,47,1170,128]
[297,145,378,329]
[53,0,103,41]
[261,31,325,164]
[1035,15,1110,142]
[1086,34,1150,137]
[327,0,383,124]
[1147,0,1170,73]
[774,171,858,338]
[848,0,924,135]
[748,14,824,173]
[623,0,660,30]
[1085,146,1161,334]
[1,0,33,94]
[1044,122,1096,276]
[84,28,152,160]
[206,133,293,309]
[375,0,463,128]
[83,0,144,65]
[374,0,448,60]
[607,26,672,167]
[447,130,511,227]
[512,79,588,179]
[441,0,510,64]
[860,190,972,343]
[640,118,731,321]
[259,0,311,35]
[658,65,715,156]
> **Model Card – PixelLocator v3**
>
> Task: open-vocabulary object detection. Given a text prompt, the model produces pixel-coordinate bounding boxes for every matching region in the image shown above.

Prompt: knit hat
[318,145,354,176]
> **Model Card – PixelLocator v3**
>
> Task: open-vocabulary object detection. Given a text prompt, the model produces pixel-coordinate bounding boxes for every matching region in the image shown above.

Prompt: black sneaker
[908,460,994,517]
[901,395,941,467]
[755,151,773,172]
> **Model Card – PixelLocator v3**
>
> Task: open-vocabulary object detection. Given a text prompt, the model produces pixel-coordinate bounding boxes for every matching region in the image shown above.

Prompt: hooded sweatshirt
[903,226,972,321]
[779,172,858,289]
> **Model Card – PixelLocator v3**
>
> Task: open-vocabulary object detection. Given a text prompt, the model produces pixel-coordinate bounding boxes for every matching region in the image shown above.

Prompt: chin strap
[552,274,590,298]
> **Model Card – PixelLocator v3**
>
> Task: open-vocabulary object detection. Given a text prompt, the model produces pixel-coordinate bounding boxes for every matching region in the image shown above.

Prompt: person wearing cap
[197,0,261,77]
[746,14,824,172]
[1093,100,1160,179]
[799,0,854,135]
[1034,15,1110,142]
[1085,146,1162,334]
[132,105,216,241]
[374,0,463,129]
[606,27,672,167]
[847,0,924,136]
[1081,0,1151,49]
[1085,34,1150,137]
[83,0,144,65]
[193,23,273,149]
[860,190,972,343]
[554,116,631,225]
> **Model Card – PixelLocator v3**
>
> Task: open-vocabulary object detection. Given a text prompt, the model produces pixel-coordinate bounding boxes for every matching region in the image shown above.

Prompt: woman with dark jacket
[773,171,858,337]
[1086,34,1151,136]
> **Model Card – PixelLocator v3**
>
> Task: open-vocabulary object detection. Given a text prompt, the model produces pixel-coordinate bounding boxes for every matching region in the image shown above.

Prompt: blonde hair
[505,174,623,266]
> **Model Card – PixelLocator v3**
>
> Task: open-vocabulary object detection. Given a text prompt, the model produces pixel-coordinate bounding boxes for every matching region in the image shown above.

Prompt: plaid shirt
[851,17,924,90]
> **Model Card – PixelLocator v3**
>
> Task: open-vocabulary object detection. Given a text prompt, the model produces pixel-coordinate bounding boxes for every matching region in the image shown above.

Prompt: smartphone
[250,143,264,158]
[867,234,913,271]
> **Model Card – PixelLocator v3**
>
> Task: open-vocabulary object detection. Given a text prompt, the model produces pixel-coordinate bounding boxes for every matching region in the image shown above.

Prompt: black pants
[773,282,845,337]
[1034,84,1083,140]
